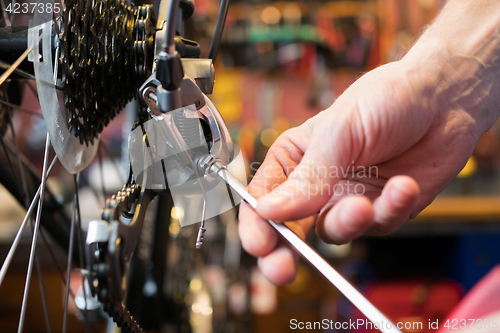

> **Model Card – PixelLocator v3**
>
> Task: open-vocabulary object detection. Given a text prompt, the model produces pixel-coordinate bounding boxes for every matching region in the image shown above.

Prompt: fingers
[238,128,306,258]
[257,243,299,285]
[255,109,364,222]
[316,195,374,244]
[316,175,420,244]
[238,201,278,257]
[256,150,340,222]
[240,175,420,284]
[239,199,315,284]
[238,125,320,284]
[368,175,420,235]
[239,199,315,266]
[246,127,310,199]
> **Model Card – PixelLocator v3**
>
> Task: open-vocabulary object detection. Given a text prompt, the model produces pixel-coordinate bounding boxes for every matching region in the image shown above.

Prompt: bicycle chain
[58,0,154,146]
[103,302,144,333]
[90,183,145,333]
[100,183,141,223]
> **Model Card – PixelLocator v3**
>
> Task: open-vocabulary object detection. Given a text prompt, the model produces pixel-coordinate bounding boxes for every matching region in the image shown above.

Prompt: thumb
[256,132,348,222]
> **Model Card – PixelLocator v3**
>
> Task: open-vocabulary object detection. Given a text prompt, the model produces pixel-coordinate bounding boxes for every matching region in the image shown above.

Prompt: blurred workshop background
[1,0,499,332]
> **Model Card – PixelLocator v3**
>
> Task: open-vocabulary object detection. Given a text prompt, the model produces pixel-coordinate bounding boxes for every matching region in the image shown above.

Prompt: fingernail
[257,193,289,210]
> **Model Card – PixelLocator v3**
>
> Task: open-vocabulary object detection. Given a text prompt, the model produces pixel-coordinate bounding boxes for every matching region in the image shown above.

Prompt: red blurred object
[437,265,500,333]
[365,280,462,332]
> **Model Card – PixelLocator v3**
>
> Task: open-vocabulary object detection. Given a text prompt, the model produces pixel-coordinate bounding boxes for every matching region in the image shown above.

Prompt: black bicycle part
[175,36,200,58]
[0,27,35,78]
[208,0,230,63]
[58,0,156,145]
[125,194,174,330]
[179,0,194,21]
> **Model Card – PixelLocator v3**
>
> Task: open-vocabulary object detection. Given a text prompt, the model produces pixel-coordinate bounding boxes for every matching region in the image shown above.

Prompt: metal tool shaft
[211,162,401,333]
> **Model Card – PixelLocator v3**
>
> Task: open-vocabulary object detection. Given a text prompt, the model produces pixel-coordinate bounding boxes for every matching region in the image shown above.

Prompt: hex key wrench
[209,160,401,333]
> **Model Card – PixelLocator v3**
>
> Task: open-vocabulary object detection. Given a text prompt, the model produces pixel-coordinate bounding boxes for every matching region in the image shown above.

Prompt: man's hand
[238,0,500,285]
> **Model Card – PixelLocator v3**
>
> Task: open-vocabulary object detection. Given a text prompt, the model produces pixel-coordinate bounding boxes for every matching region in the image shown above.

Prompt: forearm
[402,0,500,139]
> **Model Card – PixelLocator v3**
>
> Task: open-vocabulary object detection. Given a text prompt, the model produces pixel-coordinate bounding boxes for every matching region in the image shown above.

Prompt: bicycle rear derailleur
[86,181,155,332]
[84,0,235,329]
[86,83,235,333]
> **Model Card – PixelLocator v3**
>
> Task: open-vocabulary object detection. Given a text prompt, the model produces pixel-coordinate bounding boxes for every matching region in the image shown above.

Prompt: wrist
[401,0,500,140]
[405,0,500,60]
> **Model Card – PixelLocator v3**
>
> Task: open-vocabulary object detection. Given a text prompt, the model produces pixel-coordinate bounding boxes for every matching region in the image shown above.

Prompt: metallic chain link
[103,302,145,333]
[91,183,144,333]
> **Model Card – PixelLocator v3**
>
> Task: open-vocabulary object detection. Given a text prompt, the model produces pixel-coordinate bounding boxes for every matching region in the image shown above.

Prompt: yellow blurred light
[260,128,279,147]
[190,278,202,292]
[261,6,281,25]
[418,0,435,11]
[284,264,311,294]
[283,3,301,24]
[457,156,477,178]
[211,71,242,123]
[238,126,256,146]
[169,221,180,236]
[273,118,290,135]
[171,206,185,219]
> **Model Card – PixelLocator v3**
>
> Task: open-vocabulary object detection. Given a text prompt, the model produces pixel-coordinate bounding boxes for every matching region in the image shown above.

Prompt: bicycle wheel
[0,0,157,331]
[0,0,233,330]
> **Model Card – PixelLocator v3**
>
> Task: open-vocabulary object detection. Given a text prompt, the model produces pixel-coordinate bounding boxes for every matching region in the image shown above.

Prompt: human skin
[238,0,500,285]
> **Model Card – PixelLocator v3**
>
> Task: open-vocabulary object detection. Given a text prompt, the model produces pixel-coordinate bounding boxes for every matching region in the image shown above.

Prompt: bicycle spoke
[9,0,16,24]
[0,0,11,26]
[26,182,52,333]
[26,81,39,101]
[24,196,53,333]
[39,228,76,301]
[6,95,52,333]
[0,60,35,80]
[0,156,57,287]
[80,172,104,205]
[35,252,53,333]
[0,46,33,87]
[17,133,51,333]
[0,100,43,118]
[0,131,20,190]
[62,175,79,333]
[8,107,31,207]
[73,174,91,333]
[100,140,125,184]
[73,175,85,268]
[98,143,106,203]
